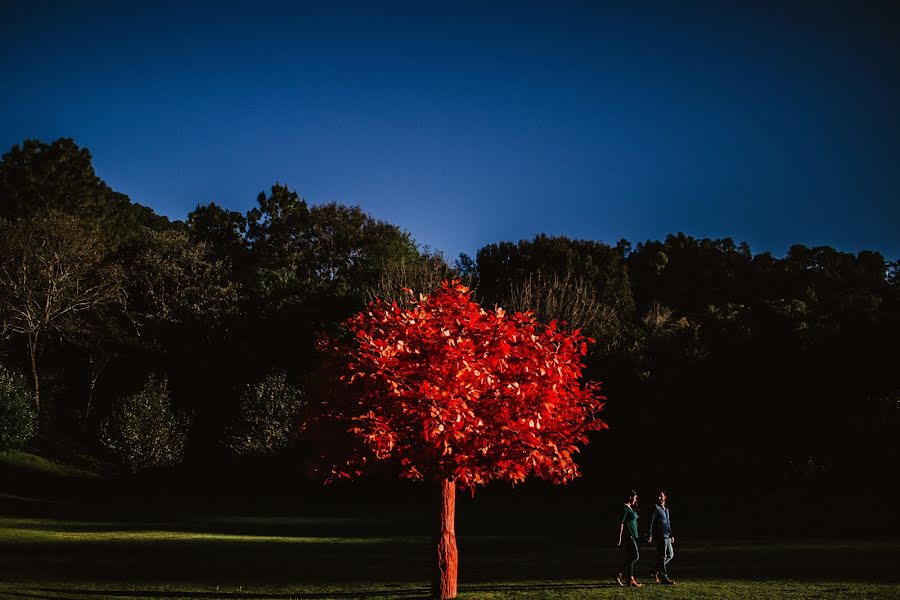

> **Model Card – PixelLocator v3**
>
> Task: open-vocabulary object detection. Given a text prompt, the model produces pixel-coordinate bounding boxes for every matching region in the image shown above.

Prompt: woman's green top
[621,503,639,540]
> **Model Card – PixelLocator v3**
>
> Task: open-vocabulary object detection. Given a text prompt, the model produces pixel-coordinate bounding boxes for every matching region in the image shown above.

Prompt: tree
[497,268,610,341]
[316,282,607,599]
[246,184,419,312]
[187,201,248,264]
[121,228,240,333]
[365,250,461,306]
[0,365,36,450]
[0,211,122,417]
[100,375,189,474]
[626,233,752,313]
[223,372,307,457]
[0,138,172,248]
[241,184,421,378]
[474,235,634,353]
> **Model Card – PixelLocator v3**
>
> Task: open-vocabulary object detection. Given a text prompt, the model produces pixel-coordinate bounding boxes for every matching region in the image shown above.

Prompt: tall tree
[238,184,421,378]
[366,250,462,306]
[316,282,607,599]
[475,235,634,352]
[0,138,172,247]
[121,228,240,334]
[0,211,122,416]
[499,268,610,338]
[246,184,419,311]
[626,233,753,313]
[187,201,248,264]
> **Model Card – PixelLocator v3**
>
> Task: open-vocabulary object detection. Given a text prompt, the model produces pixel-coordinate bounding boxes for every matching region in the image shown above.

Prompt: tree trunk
[27,334,40,416]
[83,353,107,432]
[83,381,94,432]
[432,478,458,600]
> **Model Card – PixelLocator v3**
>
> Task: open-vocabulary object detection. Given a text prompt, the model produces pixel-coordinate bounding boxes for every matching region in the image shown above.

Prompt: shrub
[224,372,306,457]
[100,375,188,473]
[0,365,37,450]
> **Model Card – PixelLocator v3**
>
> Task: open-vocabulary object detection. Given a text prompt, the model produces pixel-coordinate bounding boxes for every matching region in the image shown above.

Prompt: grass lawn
[1,451,897,599]
[1,510,898,599]
[0,449,102,481]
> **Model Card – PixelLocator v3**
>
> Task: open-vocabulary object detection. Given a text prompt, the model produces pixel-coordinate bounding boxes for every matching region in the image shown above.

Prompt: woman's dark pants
[618,537,639,579]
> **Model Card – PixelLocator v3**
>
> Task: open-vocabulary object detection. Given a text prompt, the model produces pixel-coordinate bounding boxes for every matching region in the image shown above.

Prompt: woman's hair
[626,490,638,502]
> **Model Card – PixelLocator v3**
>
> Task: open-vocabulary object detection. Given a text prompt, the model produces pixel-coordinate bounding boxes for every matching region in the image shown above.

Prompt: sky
[2,0,898,261]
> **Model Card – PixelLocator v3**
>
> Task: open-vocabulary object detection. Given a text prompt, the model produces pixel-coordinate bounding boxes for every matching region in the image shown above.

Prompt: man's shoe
[661,578,676,585]
[629,577,643,588]
[615,573,625,587]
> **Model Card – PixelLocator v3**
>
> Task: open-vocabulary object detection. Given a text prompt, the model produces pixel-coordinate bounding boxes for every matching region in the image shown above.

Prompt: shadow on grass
[2,507,900,593]
[3,535,900,587]
[0,515,412,538]
[2,582,615,600]
[14,587,433,599]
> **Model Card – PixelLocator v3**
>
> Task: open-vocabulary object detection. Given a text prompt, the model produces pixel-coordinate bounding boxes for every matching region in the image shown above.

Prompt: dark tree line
[0,137,897,491]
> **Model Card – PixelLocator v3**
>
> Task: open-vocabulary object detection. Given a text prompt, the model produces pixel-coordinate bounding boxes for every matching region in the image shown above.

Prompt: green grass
[0,449,101,480]
[0,507,898,600]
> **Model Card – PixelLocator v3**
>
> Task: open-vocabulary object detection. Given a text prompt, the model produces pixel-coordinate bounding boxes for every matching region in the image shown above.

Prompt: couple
[616,489,676,587]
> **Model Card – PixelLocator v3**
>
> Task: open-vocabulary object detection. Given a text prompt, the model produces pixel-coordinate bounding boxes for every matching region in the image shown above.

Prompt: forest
[1,137,898,495]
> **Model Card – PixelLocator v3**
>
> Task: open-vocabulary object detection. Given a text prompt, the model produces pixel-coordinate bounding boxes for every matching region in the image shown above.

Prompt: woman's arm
[618,523,624,546]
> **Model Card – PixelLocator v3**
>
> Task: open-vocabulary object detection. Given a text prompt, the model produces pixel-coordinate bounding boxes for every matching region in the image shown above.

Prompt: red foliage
[315,281,607,492]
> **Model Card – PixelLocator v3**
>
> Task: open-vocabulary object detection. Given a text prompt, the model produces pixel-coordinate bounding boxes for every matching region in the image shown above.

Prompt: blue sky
[2,0,898,260]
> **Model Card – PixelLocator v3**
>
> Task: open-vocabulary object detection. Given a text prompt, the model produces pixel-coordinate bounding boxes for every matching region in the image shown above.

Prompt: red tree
[316,281,607,599]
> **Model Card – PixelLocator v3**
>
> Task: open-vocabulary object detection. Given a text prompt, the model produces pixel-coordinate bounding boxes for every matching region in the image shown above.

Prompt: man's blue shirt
[649,503,672,539]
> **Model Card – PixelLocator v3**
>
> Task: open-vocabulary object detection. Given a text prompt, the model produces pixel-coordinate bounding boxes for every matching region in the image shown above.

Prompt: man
[647,490,676,584]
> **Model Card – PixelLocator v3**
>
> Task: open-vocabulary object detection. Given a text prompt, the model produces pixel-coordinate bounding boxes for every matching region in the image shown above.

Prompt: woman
[616,490,643,587]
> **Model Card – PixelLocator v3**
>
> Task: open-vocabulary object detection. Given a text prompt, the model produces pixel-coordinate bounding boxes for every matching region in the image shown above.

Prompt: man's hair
[658,489,667,496]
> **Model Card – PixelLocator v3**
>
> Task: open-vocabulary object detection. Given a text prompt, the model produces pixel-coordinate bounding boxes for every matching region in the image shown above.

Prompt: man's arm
[647,506,658,542]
